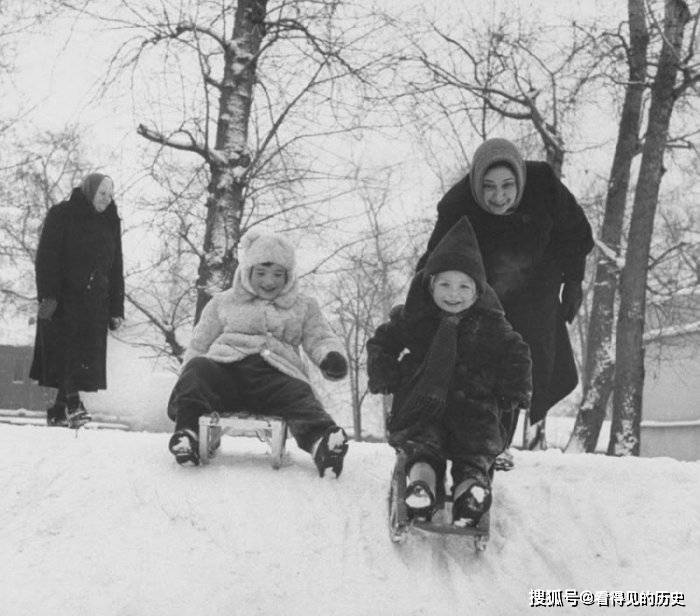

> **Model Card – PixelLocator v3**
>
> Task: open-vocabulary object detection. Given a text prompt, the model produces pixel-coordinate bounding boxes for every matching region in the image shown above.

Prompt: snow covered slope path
[1,425,698,616]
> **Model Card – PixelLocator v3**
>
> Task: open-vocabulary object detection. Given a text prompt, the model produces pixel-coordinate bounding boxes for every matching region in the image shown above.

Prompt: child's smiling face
[250,262,287,300]
[430,270,478,314]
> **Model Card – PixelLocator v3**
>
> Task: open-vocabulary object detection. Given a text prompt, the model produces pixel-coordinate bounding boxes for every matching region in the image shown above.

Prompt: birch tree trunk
[565,0,648,453]
[194,0,268,319]
[608,0,691,456]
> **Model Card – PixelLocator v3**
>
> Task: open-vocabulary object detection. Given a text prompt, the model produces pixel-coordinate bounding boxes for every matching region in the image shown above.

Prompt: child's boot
[312,426,348,478]
[452,478,492,527]
[169,429,200,465]
[405,461,436,521]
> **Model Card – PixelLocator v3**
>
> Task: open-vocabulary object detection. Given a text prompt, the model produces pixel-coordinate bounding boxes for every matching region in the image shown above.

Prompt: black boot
[452,479,492,527]
[169,429,200,466]
[65,402,91,429]
[312,427,348,478]
[46,403,68,427]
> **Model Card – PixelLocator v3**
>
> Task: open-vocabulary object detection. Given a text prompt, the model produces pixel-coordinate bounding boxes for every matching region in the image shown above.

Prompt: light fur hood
[234,229,298,307]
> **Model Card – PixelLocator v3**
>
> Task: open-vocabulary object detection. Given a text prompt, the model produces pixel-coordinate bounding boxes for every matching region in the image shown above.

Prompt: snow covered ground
[1,424,698,616]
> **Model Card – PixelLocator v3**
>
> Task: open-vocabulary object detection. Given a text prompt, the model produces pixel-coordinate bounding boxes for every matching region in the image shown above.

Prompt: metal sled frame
[388,450,489,551]
[198,411,288,469]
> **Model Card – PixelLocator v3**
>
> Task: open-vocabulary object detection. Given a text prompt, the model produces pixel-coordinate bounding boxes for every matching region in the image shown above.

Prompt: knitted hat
[80,173,111,204]
[424,217,488,293]
[468,138,526,212]
[236,229,297,298]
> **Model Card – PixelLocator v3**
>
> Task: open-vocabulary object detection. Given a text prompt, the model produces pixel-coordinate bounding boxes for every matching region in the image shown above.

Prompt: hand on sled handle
[320,351,348,381]
[560,281,583,324]
[37,297,58,320]
[109,316,124,331]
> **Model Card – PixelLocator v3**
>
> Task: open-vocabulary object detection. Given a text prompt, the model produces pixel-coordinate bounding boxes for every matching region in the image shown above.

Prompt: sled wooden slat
[388,449,490,550]
[198,411,288,469]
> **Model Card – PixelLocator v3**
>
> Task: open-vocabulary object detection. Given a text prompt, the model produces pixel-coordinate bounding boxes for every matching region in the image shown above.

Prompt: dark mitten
[561,281,583,323]
[37,297,58,320]
[367,350,400,395]
[320,351,348,381]
[109,316,124,331]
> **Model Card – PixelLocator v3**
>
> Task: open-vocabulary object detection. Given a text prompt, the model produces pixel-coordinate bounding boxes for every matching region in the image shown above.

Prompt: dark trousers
[168,355,337,453]
[402,428,494,494]
[393,397,504,492]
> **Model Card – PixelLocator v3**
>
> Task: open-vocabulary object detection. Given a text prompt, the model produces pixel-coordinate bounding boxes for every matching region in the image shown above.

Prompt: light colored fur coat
[181,231,345,386]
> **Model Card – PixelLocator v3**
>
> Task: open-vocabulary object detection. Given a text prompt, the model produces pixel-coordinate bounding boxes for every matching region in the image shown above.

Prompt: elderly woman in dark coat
[29,173,125,428]
[417,138,593,465]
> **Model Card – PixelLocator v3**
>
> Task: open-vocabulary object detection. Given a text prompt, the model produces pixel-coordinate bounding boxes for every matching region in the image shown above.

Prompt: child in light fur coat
[167,229,349,477]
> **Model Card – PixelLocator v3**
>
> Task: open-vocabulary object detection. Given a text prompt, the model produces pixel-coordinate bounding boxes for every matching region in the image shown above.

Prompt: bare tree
[116,155,209,364]
[0,128,89,312]
[323,171,420,440]
[0,1,52,135]
[610,0,696,455]
[566,0,649,453]
[404,12,606,176]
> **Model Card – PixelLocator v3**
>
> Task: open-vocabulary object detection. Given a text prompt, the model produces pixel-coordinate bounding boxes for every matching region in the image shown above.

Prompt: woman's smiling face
[482,165,518,215]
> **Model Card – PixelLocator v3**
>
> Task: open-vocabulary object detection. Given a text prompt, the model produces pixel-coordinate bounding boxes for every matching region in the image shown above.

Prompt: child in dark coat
[167,229,349,477]
[367,217,532,525]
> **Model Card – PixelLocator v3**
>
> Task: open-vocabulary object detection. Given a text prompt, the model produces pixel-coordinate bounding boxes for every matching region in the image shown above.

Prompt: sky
[5,0,630,203]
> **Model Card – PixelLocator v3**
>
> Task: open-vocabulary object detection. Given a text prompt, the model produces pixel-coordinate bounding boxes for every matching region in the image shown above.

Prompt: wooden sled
[387,450,490,551]
[198,411,288,469]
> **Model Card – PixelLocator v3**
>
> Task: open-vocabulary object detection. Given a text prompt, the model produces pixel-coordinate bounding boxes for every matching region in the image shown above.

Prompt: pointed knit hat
[468,138,526,212]
[423,216,488,292]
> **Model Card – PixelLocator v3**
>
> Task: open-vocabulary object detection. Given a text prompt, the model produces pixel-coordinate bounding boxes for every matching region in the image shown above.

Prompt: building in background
[0,314,54,412]
[642,289,700,461]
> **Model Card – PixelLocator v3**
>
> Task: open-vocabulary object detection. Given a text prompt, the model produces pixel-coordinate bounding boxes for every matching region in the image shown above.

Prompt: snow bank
[81,335,177,433]
[1,424,698,616]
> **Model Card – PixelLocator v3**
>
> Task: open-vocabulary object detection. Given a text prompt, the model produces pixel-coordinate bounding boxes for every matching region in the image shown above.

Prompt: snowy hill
[1,424,698,616]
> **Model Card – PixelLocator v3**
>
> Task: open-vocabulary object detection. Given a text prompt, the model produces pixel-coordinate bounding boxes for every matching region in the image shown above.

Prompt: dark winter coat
[29,188,124,391]
[417,162,593,422]
[367,273,532,461]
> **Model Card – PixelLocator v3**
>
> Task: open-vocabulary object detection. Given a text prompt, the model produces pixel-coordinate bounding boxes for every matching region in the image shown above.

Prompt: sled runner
[198,411,288,469]
[387,450,489,551]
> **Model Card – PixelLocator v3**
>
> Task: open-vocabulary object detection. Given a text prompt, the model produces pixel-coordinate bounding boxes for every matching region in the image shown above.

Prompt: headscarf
[468,138,527,213]
[80,173,111,204]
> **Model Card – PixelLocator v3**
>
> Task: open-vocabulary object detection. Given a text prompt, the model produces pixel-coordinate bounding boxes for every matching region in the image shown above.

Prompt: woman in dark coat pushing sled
[30,173,125,428]
[417,138,593,466]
